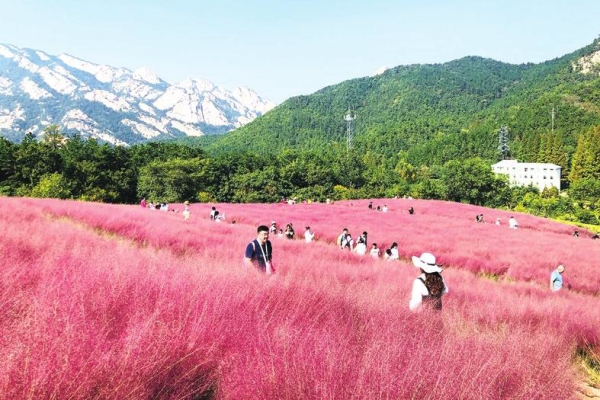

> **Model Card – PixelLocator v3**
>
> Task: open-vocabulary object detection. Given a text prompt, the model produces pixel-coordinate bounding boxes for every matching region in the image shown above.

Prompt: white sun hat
[412,252,443,273]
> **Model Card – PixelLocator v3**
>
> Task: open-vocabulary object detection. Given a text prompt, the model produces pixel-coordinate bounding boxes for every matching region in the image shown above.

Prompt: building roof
[492,160,561,169]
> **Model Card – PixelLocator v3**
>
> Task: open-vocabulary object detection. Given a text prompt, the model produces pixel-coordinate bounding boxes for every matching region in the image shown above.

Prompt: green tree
[12,133,62,188]
[569,126,600,183]
[0,137,15,194]
[229,166,282,203]
[440,158,508,205]
[29,173,72,199]
[569,178,600,202]
[137,158,211,202]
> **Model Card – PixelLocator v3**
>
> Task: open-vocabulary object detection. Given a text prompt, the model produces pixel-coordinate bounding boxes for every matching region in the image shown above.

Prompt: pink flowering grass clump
[0,197,598,399]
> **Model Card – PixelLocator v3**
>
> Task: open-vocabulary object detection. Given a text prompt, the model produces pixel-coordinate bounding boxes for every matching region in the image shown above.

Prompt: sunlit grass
[1,197,598,398]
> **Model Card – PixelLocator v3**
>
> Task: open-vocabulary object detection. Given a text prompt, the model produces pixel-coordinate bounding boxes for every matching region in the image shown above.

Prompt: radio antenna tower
[344,111,355,151]
[498,125,509,160]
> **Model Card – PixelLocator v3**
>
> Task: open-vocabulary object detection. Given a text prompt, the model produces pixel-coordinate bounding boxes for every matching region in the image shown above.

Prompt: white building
[492,160,561,191]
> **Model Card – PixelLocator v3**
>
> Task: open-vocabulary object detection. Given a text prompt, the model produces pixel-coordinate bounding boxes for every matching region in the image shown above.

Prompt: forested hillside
[202,38,600,172]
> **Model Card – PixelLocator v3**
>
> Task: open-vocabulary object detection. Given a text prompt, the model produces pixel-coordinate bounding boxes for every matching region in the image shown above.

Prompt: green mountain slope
[202,38,600,167]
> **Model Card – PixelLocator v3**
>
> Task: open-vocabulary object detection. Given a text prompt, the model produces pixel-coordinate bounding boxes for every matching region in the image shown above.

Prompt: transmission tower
[498,125,509,160]
[344,111,355,151]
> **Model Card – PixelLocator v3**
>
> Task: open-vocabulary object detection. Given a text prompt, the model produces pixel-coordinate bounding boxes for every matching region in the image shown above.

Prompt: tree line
[1,125,598,226]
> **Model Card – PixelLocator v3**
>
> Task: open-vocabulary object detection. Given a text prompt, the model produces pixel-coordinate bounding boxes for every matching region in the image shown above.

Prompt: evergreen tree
[569,126,600,183]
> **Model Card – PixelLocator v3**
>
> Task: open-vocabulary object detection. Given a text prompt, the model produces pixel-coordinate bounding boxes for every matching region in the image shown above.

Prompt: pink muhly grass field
[0,197,597,399]
[209,198,600,294]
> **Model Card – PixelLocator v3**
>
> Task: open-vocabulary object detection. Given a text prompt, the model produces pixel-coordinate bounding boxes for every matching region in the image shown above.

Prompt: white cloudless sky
[1,0,599,102]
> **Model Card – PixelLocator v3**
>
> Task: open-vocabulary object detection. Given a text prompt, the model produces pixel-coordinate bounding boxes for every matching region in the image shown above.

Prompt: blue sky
[1,0,599,102]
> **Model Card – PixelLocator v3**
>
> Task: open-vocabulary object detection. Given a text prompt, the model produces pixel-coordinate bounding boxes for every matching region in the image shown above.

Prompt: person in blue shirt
[244,225,274,274]
[550,265,565,292]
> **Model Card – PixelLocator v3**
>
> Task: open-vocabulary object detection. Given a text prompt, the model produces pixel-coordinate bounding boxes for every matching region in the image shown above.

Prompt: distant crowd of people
[475,213,519,229]
[141,197,582,306]
[476,212,599,239]
[243,222,449,312]
[242,203,455,313]
[140,198,229,223]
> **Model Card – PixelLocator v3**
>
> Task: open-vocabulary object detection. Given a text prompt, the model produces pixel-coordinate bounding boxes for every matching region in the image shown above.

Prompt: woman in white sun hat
[409,252,449,311]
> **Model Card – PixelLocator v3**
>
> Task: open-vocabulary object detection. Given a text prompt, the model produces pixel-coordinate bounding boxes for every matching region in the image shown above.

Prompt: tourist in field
[550,265,565,292]
[244,225,274,274]
[509,216,519,229]
[409,252,449,311]
[304,226,315,243]
[370,243,380,258]
[390,242,400,261]
[140,198,146,208]
[593,233,599,240]
[210,206,218,220]
[354,236,367,255]
[337,228,349,249]
[269,221,277,234]
[495,217,501,226]
[182,201,190,220]
[342,233,354,251]
[384,248,393,261]
[573,230,579,237]
[359,231,368,247]
[382,205,388,212]
[284,223,295,240]
[408,206,415,215]
[368,201,373,209]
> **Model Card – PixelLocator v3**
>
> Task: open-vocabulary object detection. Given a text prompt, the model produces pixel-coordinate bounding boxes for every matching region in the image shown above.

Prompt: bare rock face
[572,46,600,75]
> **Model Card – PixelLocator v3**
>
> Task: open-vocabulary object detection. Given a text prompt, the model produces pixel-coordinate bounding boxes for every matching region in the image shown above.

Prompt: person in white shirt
[509,216,519,229]
[269,221,277,234]
[384,249,393,261]
[342,234,354,251]
[304,226,315,243]
[359,231,368,247]
[382,205,388,213]
[409,252,449,311]
[354,237,367,255]
[182,201,190,220]
[390,242,400,261]
[369,243,380,258]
